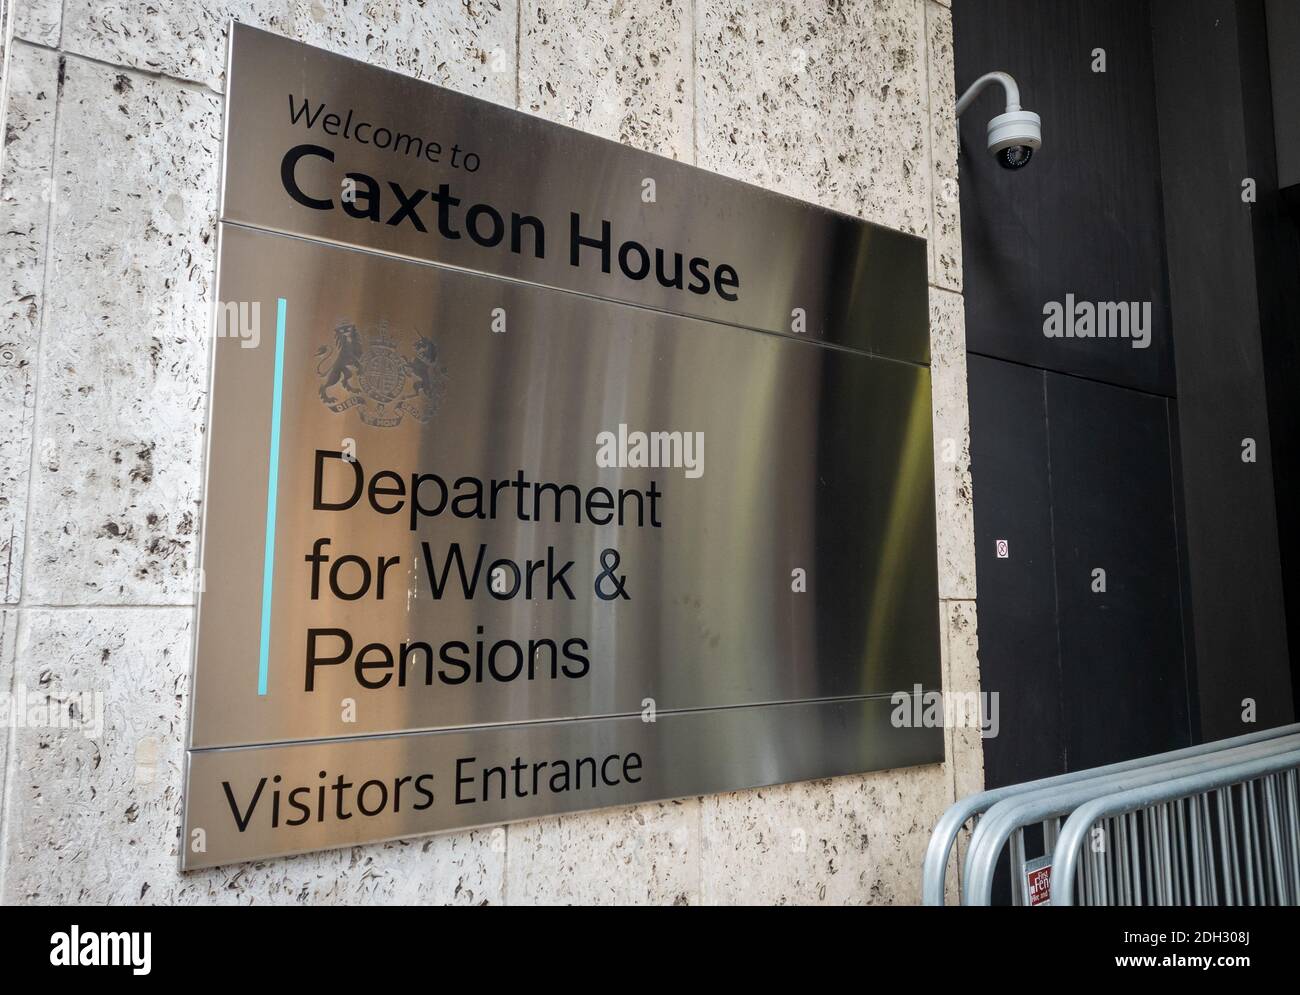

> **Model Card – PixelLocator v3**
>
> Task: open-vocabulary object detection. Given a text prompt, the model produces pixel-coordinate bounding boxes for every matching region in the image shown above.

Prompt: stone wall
[0,0,979,904]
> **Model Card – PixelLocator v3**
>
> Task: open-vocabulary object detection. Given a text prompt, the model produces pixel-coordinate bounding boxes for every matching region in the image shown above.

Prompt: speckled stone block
[521,0,693,159]
[23,59,220,605]
[934,603,961,903]
[930,286,975,599]
[179,831,504,905]
[944,599,983,801]
[0,610,15,859]
[288,0,518,106]
[926,0,962,290]
[2,607,196,903]
[0,43,58,604]
[12,0,62,47]
[505,799,699,904]
[59,0,518,101]
[699,763,952,904]
[695,0,929,235]
[943,598,983,898]
[1,608,505,904]
[59,1,267,88]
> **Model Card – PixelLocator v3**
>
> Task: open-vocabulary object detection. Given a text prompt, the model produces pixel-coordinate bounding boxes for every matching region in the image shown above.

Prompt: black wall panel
[967,355,1063,787]
[969,357,1194,785]
[1265,0,1300,195]
[956,0,1175,396]
[1151,0,1295,737]
[1245,0,1300,722]
[1044,373,1192,770]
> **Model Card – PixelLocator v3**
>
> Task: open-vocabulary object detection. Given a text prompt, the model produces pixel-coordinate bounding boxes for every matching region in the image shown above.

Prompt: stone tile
[1,608,505,904]
[0,43,58,604]
[926,0,962,290]
[521,0,693,159]
[2,606,194,904]
[945,599,984,802]
[59,1,271,88]
[12,0,62,47]
[700,763,951,905]
[695,0,929,234]
[930,286,976,599]
[506,798,699,904]
[288,0,518,106]
[23,59,220,605]
[938,598,957,796]
[943,598,983,901]
[934,619,963,906]
[0,610,15,866]
[179,831,505,905]
[60,1,518,101]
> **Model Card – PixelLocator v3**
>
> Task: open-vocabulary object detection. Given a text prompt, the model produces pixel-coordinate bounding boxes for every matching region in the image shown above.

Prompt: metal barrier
[922,723,1299,905]
[962,734,1300,905]
[1052,748,1300,905]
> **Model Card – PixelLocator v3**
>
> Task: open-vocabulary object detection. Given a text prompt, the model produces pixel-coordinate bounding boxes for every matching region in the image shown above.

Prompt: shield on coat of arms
[358,328,407,404]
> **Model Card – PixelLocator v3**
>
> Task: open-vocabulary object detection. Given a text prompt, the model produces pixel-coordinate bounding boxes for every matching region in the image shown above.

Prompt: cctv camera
[988,109,1041,169]
[956,71,1042,170]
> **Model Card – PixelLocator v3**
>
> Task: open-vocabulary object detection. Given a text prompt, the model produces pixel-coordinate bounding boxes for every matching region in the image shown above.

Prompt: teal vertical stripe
[258,298,288,696]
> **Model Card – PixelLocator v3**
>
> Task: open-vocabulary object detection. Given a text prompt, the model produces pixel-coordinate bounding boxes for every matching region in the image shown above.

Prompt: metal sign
[1024,856,1053,906]
[181,23,942,869]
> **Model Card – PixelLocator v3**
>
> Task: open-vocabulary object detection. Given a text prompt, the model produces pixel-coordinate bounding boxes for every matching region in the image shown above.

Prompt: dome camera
[956,71,1042,170]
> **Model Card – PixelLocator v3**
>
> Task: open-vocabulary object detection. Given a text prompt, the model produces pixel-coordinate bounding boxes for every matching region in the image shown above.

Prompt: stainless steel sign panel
[220,23,929,364]
[191,225,942,748]
[183,696,940,870]
[183,25,944,868]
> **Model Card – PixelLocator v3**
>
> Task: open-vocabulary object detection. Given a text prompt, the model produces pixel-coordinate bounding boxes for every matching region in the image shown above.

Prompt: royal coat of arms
[314,319,448,428]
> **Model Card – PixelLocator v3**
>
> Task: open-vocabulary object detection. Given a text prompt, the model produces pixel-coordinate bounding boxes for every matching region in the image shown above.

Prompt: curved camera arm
[956,70,1022,117]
